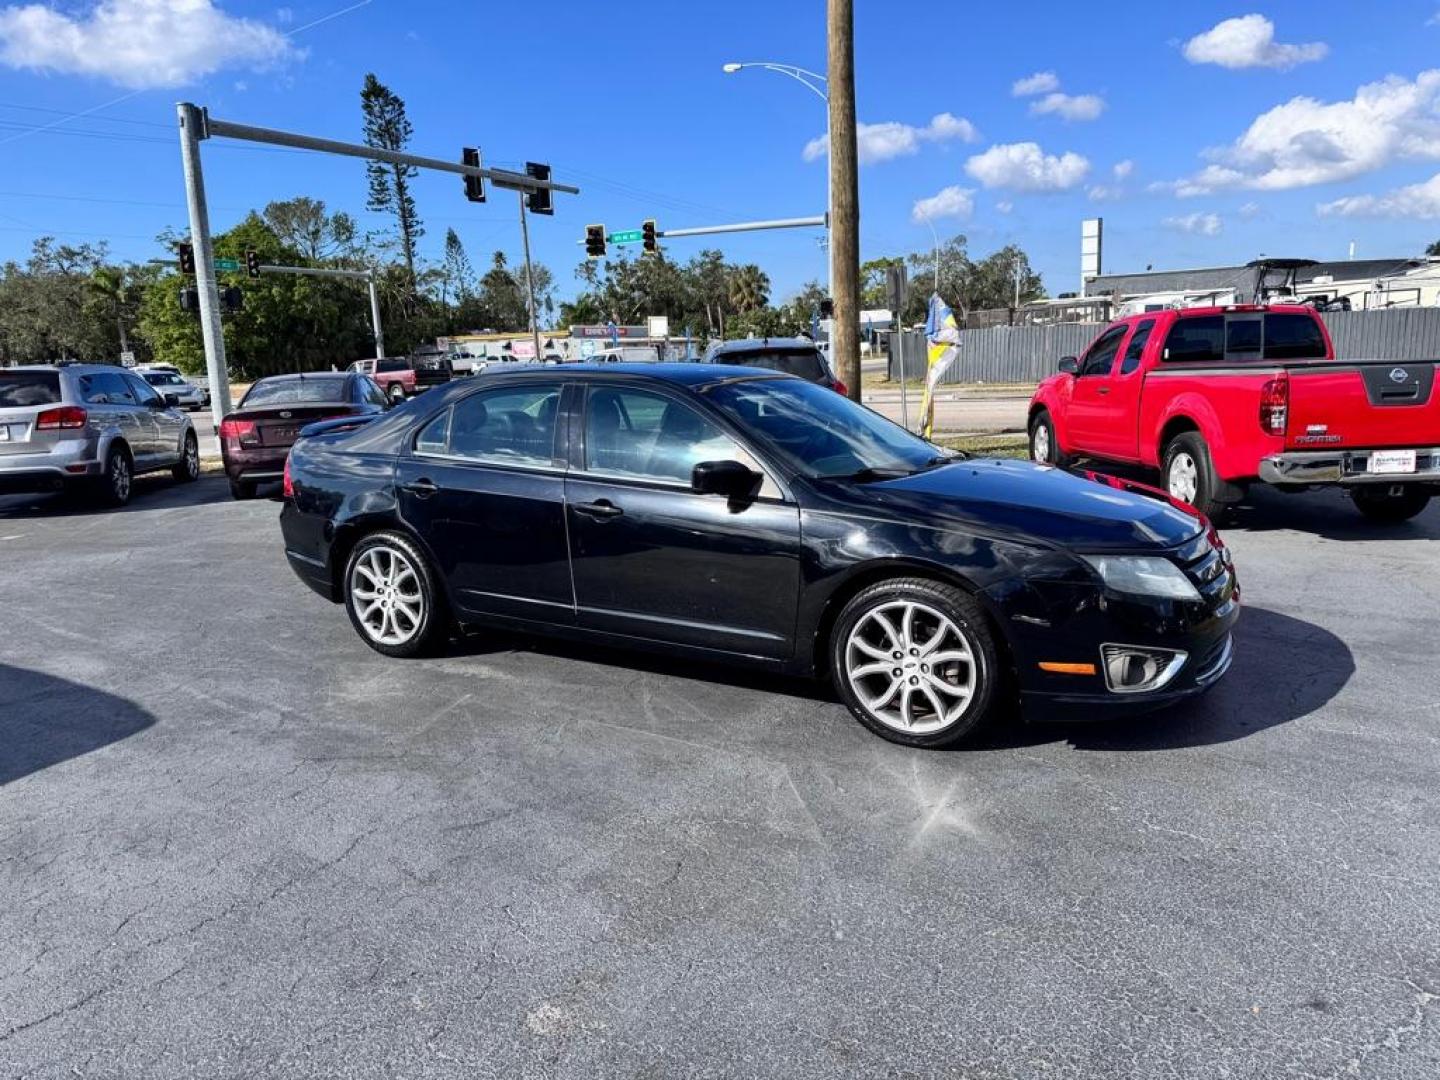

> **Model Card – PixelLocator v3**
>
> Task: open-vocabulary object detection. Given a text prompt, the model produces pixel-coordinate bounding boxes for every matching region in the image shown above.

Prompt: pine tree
[360,74,423,289]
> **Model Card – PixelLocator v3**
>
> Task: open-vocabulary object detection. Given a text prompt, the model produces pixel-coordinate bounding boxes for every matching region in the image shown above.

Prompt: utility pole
[517,193,543,363]
[827,0,861,401]
[176,103,232,423]
[367,275,385,359]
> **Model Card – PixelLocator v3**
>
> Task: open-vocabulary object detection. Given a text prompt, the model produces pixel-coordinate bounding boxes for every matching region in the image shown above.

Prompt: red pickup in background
[1028,304,1440,523]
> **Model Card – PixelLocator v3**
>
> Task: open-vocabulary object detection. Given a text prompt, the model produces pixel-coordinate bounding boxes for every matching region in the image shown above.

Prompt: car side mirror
[159,394,179,408]
[692,459,760,500]
[1058,357,1079,375]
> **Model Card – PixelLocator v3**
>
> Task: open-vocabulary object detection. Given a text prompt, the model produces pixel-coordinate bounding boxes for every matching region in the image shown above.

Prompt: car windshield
[716,348,828,382]
[0,371,61,407]
[704,377,951,480]
[142,372,184,386]
[242,377,347,406]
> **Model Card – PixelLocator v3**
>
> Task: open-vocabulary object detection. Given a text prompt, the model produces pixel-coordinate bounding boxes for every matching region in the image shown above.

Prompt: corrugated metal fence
[889,308,1440,384]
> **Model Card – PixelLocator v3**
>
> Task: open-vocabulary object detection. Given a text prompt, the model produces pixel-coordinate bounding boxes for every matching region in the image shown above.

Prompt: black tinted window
[243,377,348,406]
[1264,313,1326,360]
[377,359,407,373]
[716,349,827,382]
[448,385,560,466]
[0,371,60,406]
[1227,317,1262,356]
[1163,316,1224,363]
[585,387,761,484]
[1079,326,1127,377]
[1120,320,1154,375]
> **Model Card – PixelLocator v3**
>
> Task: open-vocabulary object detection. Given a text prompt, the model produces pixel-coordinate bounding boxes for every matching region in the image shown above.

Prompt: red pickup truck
[1028,305,1439,523]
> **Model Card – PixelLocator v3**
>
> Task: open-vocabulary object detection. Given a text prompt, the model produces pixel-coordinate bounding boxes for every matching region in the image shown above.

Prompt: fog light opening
[1100,644,1188,695]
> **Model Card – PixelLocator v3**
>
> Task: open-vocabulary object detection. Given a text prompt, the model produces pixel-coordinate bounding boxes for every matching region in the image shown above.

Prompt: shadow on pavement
[982,606,1354,753]
[0,474,237,519]
[0,664,157,785]
[1220,484,1439,542]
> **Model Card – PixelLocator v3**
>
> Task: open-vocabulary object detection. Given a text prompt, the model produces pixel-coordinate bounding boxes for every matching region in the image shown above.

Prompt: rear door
[395,380,574,622]
[565,383,801,659]
[0,370,65,462]
[1065,324,1129,454]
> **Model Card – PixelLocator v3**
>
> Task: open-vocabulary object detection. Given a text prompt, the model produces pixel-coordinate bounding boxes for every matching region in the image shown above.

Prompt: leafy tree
[1428,239,1440,256]
[478,252,528,331]
[441,228,474,308]
[0,239,114,362]
[360,74,423,289]
[262,197,358,264]
[87,264,148,358]
[727,264,770,313]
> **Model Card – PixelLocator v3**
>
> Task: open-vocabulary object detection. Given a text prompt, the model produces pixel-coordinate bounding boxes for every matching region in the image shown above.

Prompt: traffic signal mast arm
[581,215,825,246]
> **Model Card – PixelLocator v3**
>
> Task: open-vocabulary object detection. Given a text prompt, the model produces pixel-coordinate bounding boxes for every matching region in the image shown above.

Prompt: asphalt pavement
[2,476,1438,1078]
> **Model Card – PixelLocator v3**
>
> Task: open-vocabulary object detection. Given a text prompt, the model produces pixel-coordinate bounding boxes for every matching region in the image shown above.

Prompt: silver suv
[0,364,200,506]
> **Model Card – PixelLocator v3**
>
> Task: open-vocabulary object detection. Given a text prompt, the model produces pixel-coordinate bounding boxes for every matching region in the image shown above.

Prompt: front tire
[830,578,999,749]
[1352,485,1431,524]
[343,531,448,658]
[388,384,406,406]
[1028,408,1068,467]
[172,432,200,483]
[1163,432,1221,518]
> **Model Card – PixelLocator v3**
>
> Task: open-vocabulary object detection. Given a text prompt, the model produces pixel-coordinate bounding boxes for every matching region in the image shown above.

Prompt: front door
[565,384,801,660]
[395,381,574,623]
[125,373,185,464]
[1066,323,1129,455]
[1085,318,1154,462]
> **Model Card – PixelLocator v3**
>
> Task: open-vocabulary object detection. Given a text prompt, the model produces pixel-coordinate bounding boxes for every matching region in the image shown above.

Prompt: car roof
[253,371,349,383]
[479,362,791,388]
[7,363,129,375]
[705,337,819,356]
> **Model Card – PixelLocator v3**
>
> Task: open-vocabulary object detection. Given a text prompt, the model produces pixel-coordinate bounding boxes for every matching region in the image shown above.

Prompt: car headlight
[1080,555,1201,601]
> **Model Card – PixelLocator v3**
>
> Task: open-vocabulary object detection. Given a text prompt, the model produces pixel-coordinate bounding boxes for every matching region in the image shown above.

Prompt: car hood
[830,458,1205,551]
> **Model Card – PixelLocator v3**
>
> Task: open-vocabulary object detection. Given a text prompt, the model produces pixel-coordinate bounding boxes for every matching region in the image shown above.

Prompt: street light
[722,60,833,305]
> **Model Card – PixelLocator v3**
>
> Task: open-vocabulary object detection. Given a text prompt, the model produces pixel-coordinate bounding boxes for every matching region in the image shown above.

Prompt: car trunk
[231,404,357,451]
[1286,360,1439,450]
[0,372,63,458]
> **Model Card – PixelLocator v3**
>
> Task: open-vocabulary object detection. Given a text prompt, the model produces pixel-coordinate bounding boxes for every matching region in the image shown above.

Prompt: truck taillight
[832,378,849,396]
[35,405,87,430]
[1260,376,1288,436]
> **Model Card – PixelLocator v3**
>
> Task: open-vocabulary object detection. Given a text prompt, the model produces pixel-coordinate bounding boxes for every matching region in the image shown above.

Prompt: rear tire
[172,432,200,483]
[95,445,132,508]
[229,479,257,501]
[1162,432,1221,518]
[830,577,999,749]
[1352,485,1431,524]
[388,384,406,406]
[1028,408,1068,467]
[343,531,448,658]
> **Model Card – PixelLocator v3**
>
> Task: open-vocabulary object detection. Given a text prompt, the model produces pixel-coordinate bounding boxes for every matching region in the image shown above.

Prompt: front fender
[1030,375,1075,453]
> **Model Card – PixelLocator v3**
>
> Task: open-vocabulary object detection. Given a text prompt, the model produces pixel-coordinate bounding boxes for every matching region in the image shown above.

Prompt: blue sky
[2,0,1440,306]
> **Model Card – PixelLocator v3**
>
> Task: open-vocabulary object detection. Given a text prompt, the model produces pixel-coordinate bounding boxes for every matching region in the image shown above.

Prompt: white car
[135,367,208,411]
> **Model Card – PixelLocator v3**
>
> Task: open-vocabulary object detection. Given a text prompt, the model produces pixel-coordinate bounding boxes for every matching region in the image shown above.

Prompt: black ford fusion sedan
[280,363,1238,749]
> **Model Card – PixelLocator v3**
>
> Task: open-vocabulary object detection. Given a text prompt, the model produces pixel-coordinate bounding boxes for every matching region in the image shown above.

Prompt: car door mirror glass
[692,459,760,499]
[161,394,179,407]
[1058,357,1079,375]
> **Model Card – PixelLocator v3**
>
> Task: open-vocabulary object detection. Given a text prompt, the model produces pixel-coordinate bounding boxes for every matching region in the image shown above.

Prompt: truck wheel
[1351,485,1431,524]
[1162,432,1221,518]
[1028,409,1068,467]
[388,384,406,405]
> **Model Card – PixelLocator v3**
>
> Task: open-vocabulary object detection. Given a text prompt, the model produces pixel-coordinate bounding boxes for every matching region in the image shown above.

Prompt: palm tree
[727,264,770,314]
[88,265,135,355]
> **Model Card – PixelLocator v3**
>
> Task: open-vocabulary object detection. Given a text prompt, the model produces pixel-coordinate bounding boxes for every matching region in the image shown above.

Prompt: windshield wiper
[827,466,915,483]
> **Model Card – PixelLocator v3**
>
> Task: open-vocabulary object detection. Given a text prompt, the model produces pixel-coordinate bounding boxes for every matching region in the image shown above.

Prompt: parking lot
[2,477,1438,1078]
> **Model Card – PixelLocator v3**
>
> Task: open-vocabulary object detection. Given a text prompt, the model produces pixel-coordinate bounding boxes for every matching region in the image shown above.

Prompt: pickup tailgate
[1286,360,1440,449]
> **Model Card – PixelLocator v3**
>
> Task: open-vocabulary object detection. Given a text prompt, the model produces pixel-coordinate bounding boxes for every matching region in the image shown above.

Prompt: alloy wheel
[1032,424,1051,463]
[1168,452,1199,503]
[843,600,978,735]
[183,437,199,479]
[111,455,131,502]
[350,545,425,646]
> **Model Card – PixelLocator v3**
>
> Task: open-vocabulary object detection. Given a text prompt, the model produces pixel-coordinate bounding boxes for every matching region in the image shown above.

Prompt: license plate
[270,428,297,442]
[1370,450,1417,474]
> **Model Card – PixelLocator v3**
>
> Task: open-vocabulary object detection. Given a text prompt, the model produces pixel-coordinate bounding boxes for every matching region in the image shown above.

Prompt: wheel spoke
[393,600,421,629]
[917,623,948,656]
[900,604,917,649]
[851,638,891,661]
[926,648,972,666]
[850,660,895,680]
[870,610,902,649]
[899,685,918,727]
[925,671,971,702]
[919,682,950,723]
[867,677,904,711]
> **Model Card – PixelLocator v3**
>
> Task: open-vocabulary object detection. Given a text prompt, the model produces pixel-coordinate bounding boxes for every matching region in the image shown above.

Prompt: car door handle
[1097,386,1111,395]
[574,499,623,519]
[402,478,439,497]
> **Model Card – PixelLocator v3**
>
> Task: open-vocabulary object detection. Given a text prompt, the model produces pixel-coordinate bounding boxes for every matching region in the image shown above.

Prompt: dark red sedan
[220,372,391,499]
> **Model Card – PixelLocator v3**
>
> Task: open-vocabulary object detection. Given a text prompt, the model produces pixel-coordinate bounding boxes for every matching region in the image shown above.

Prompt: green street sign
[213,258,240,271]
[609,230,643,245]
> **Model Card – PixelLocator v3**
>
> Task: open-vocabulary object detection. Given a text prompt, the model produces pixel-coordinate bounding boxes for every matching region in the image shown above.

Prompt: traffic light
[462,147,486,203]
[244,249,261,279]
[177,242,195,275]
[642,219,658,254]
[220,286,243,313]
[178,287,199,312]
[585,224,606,259]
[525,162,553,216]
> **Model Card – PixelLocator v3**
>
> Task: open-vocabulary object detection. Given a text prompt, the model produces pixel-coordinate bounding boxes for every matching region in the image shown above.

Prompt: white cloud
[1086,185,1121,202]
[1012,70,1059,97]
[1183,14,1328,71]
[1165,212,1224,236]
[1113,159,1134,180]
[1239,200,1263,219]
[1029,92,1106,122]
[1318,172,1440,218]
[804,112,978,165]
[911,185,975,223]
[995,200,1013,214]
[965,142,1090,191]
[0,0,299,89]
[1161,70,1440,194]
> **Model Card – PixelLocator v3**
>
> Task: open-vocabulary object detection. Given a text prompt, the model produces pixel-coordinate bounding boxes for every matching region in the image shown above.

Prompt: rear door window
[446,384,561,467]
[1263,313,1327,360]
[1162,316,1225,363]
[1119,320,1154,375]
[0,371,61,407]
[718,348,828,382]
